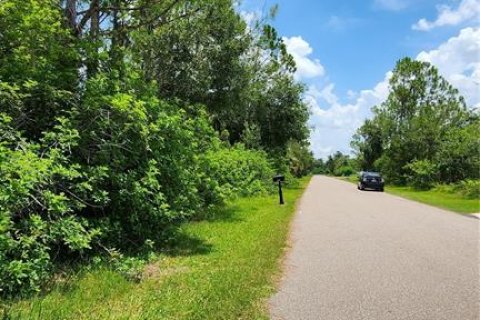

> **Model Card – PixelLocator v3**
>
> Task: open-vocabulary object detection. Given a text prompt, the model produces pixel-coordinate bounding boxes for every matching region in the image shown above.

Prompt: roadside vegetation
[1,177,310,319]
[386,185,479,214]
[0,0,315,298]
[338,175,478,214]
[313,58,479,214]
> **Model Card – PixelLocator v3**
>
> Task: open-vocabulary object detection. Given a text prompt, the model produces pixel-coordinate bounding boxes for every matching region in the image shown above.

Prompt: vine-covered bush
[453,180,480,199]
[201,144,274,199]
[0,115,104,296]
[0,0,309,297]
[0,87,276,296]
[404,160,438,190]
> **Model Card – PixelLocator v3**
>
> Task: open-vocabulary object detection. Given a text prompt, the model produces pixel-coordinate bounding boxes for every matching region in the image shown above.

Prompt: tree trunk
[87,0,100,77]
[65,0,78,35]
[110,0,124,79]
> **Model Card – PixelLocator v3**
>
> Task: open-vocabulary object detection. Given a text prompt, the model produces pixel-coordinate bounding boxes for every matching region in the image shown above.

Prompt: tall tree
[353,57,474,184]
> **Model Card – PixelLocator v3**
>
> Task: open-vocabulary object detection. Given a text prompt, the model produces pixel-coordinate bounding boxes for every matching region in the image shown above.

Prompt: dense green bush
[286,141,314,177]
[72,76,223,244]
[0,102,276,296]
[201,145,274,199]
[0,0,311,297]
[0,115,104,296]
[322,151,357,177]
[404,160,438,190]
[433,180,480,200]
[453,180,480,199]
[0,89,278,295]
[334,165,354,177]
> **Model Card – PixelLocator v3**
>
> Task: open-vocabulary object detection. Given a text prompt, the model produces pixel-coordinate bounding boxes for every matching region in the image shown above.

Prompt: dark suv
[358,171,384,191]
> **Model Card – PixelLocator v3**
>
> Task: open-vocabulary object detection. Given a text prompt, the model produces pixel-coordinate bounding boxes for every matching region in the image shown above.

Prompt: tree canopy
[0,0,312,296]
[352,57,479,187]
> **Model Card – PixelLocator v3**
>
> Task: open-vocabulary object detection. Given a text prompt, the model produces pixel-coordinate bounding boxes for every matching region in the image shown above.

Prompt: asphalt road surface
[270,175,479,320]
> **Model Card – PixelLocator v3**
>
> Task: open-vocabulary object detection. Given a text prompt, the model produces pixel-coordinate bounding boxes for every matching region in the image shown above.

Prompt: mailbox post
[273,174,285,205]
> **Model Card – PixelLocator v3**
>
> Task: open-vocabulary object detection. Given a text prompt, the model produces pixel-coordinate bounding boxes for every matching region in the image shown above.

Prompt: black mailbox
[273,174,285,183]
[273,174,285,205]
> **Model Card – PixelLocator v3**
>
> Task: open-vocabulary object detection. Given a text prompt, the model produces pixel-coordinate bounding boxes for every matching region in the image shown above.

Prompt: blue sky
[240,0,480,158]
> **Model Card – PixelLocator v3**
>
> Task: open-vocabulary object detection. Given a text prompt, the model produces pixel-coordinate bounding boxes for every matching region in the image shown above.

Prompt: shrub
[432,180,480,200]
[0,87,276,296]
[454,180,480,199]
[404,160,438,190]
[71,76,221,244]
[334,165,354,177]
[201,144,274,200]
[0,116,104,296]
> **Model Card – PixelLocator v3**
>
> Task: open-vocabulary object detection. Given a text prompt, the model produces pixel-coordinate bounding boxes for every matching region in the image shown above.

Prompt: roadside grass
[337,175,479,214]
[1,177,311,320]
[339,175,357,184]
[385,186,479,214]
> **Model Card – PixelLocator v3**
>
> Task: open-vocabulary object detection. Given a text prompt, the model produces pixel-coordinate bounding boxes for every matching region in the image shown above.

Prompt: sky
[240,0,480,159]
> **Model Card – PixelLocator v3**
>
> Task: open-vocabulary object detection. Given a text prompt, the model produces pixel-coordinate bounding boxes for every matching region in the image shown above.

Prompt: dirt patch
[142,262,190,280]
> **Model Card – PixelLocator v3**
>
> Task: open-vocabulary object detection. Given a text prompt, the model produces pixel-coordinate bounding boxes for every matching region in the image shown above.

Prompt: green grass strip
[337,175,479,214]
[3,177,311,320]
[385,186,479,214]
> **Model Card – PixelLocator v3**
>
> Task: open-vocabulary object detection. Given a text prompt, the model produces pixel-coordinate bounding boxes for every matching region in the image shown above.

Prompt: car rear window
[364,172,381,178]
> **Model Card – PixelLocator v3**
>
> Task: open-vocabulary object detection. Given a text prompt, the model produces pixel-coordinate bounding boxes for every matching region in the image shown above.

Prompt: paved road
[270,176,479,320]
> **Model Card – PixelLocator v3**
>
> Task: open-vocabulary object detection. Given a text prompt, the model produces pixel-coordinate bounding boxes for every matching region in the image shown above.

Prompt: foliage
[201,144,274,200]
[435,180,480,200]
[2,177,311,320]
[0,0,79,139]
[386,185,480,214]
[0,0,311,296]
[321,151,357,176]
[0,115,103,296]
[351,119,382,171]
[454,180,480,199]
[435,120,480,183]
[108,250,148,283]
[286,140,314,177]
[352,57,478,186]
[334,165,354,177]
[311,159,327,174]
[404,160,438,190]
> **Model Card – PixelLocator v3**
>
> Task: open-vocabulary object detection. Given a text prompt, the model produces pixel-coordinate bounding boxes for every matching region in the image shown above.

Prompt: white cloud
[416,27,480,108]
[373,0,409,11]
[283,36,325,79]
[307,73,391,158]
[308,27,480,159]
[347,90,358,100]
[412,0,480,31]
[240,10,260,27]
[319,83,339,105]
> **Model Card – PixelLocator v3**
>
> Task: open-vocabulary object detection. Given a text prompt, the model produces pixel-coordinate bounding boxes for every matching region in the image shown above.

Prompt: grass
[1,177,311,320]
[385,186,479,214]
[338,175,479,214]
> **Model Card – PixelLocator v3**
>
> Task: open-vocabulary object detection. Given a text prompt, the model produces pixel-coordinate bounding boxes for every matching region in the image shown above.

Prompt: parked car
[358,171,384,191]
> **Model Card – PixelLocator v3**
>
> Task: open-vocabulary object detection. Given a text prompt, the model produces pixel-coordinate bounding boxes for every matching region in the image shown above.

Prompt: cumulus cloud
[412,0,480,31]
[240,10,260,27]
[416,27,480,108]
[283,36,325,79]
[307,73,391,158]
[290,26,479,158]
[307,27,480,159]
